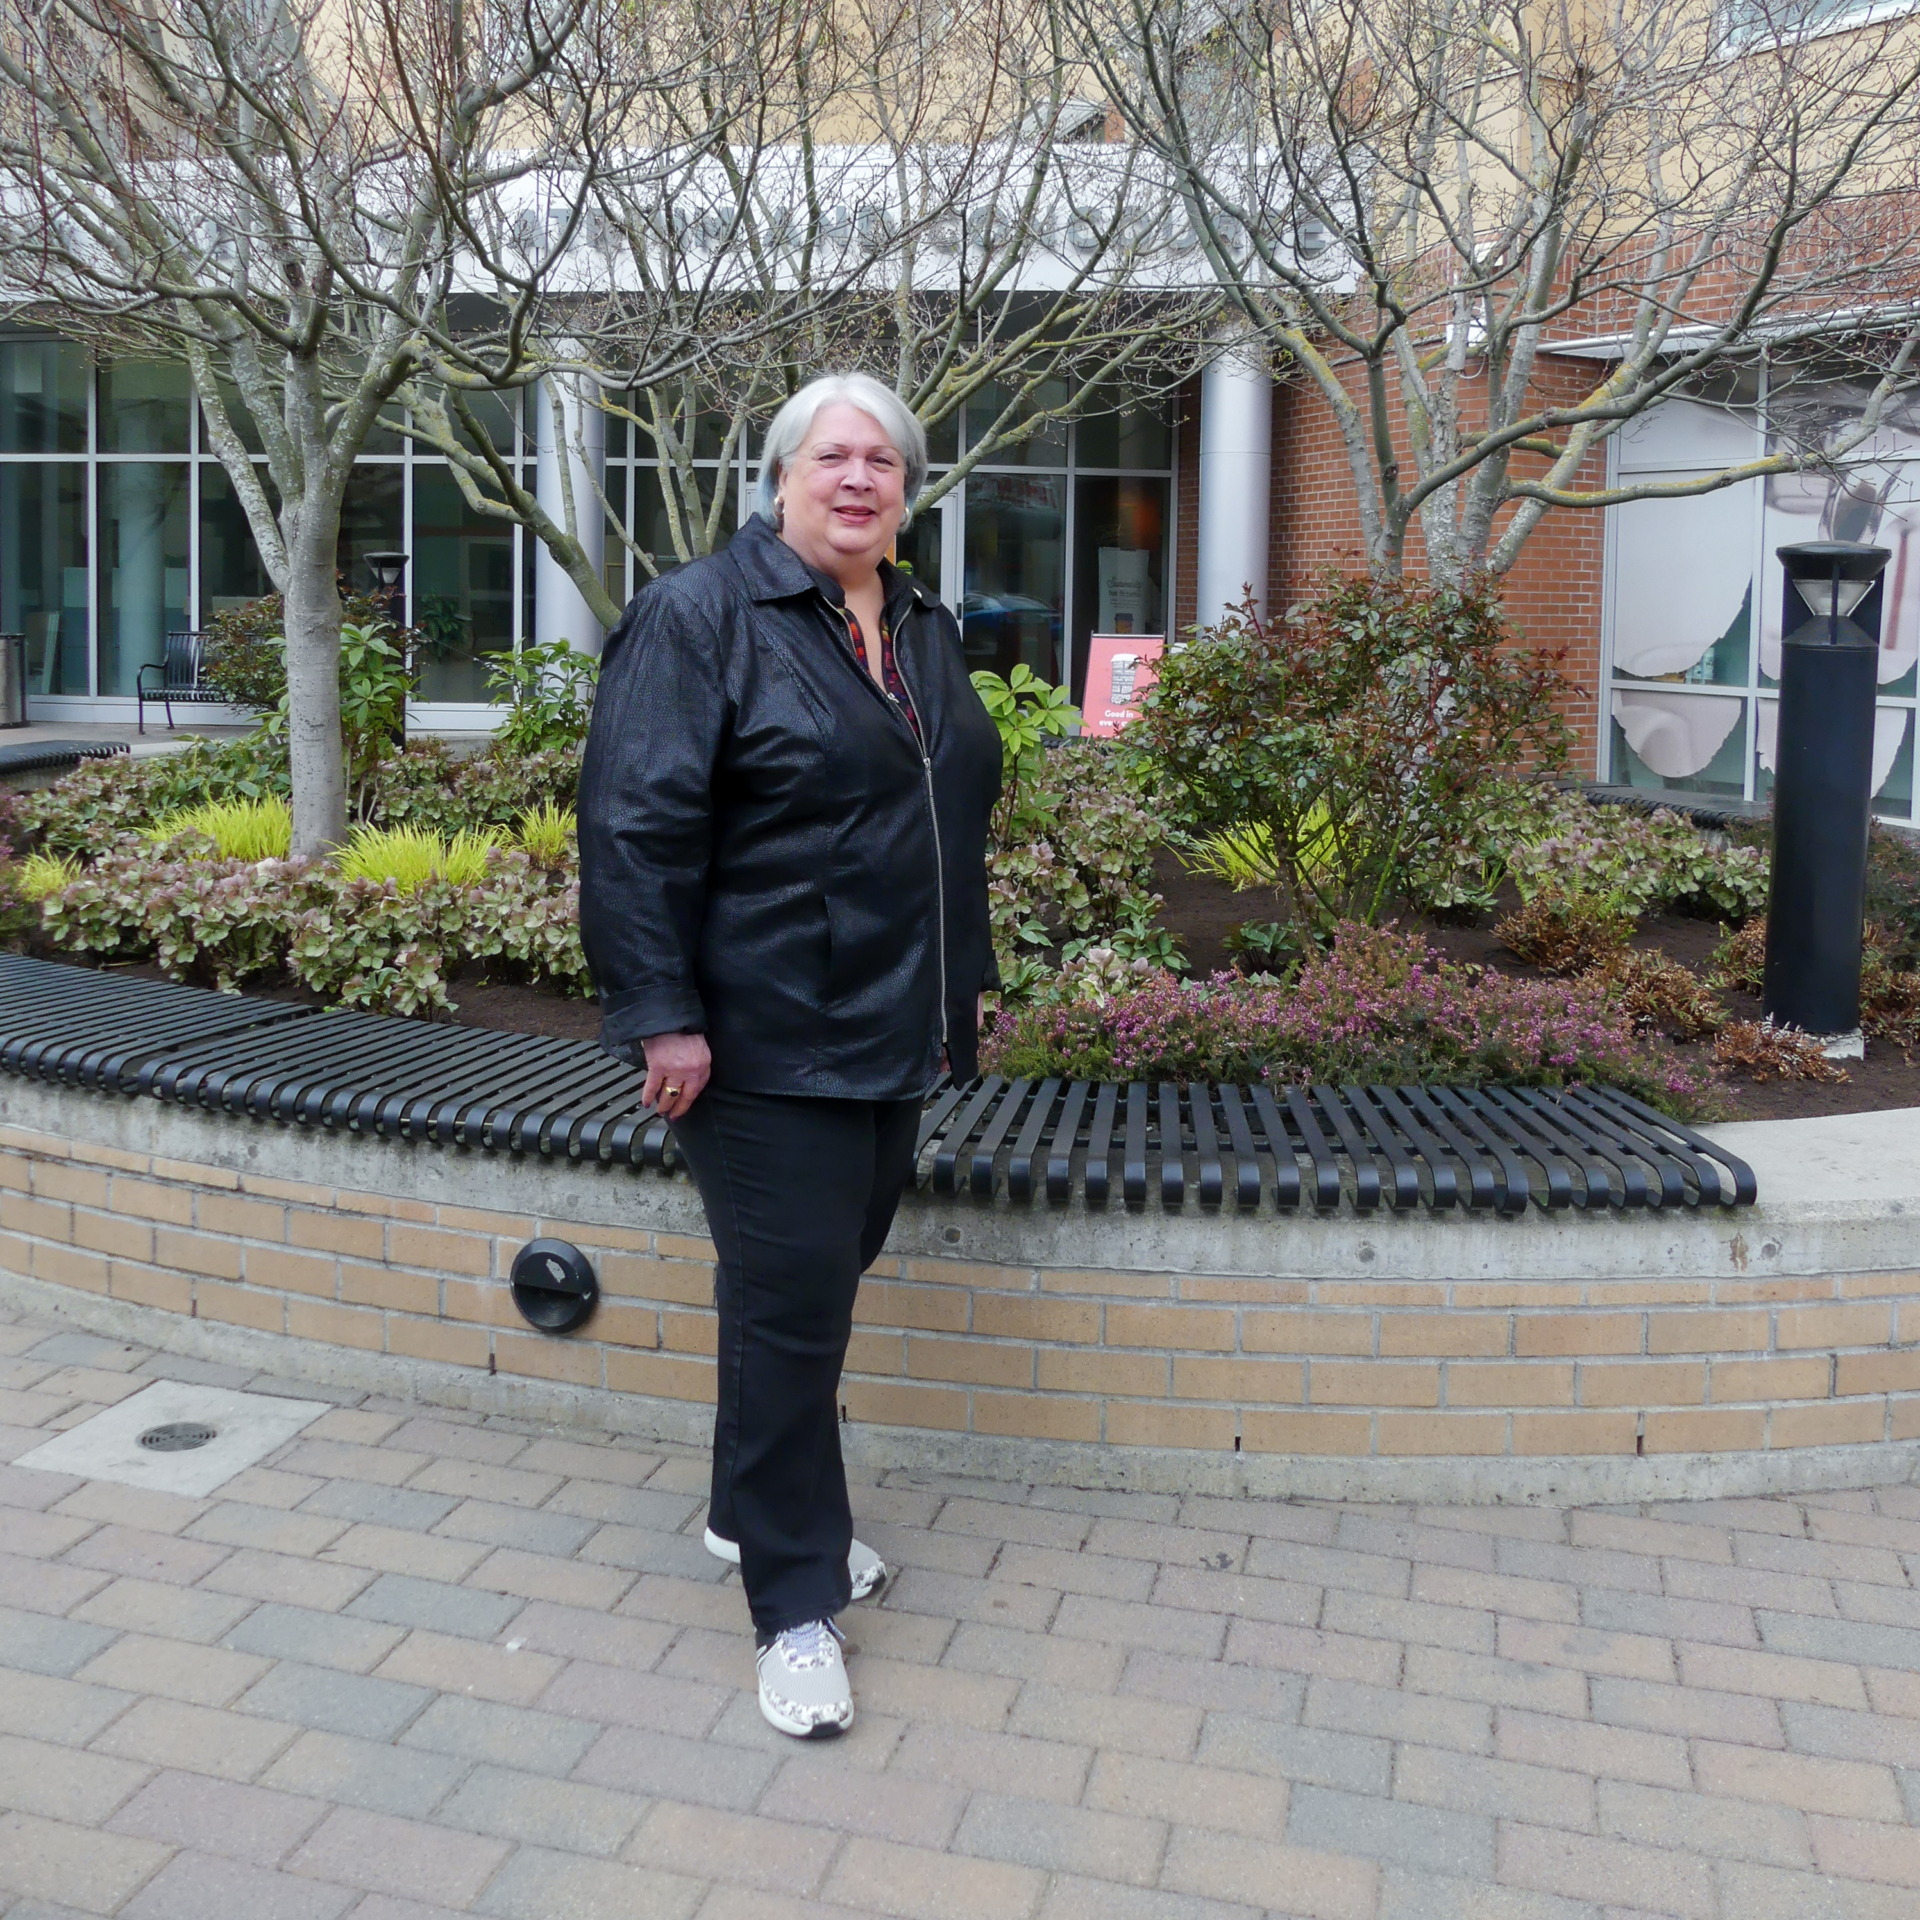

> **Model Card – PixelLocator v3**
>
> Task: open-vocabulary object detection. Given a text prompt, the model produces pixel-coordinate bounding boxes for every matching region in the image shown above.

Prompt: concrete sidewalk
[2,1301,1917,1920]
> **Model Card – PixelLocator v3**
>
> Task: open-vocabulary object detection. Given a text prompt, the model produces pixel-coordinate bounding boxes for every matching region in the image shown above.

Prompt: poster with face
[1082,631,1165,737]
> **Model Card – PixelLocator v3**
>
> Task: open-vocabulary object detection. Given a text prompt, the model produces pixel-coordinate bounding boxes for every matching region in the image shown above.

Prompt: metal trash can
[0,634,27,728]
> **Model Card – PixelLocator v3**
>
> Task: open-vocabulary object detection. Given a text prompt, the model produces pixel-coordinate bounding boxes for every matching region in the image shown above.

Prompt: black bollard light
[1761,540,1890,1045]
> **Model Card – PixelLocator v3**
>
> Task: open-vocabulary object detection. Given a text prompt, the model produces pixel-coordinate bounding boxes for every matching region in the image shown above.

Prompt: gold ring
[663,1084,682,1098]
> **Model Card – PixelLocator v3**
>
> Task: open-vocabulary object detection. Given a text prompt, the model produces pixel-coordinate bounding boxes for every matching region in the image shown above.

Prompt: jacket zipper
[840,603,949,1052]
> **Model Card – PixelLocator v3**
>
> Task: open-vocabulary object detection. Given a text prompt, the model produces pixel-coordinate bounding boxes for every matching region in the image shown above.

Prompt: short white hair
[755,373,929,523]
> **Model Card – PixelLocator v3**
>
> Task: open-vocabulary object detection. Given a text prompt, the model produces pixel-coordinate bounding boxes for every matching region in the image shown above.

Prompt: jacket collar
[733,510,933,625]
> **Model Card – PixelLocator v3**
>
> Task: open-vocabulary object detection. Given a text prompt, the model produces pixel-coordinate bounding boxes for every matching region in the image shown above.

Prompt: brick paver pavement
[3,1306,1919,1919]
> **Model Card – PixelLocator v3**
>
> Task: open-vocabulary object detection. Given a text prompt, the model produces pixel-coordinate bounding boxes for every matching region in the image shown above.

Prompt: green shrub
[485,641,600,755]
[987,742,1166,969]
[1127,577,1572,931]
[970,665,1080,841]
[197,590,390,713]
[339,825,501,893]
[149,795,293,862]
[370,741,580,834]
[1866,823,1920,957]
[20,739,290,859]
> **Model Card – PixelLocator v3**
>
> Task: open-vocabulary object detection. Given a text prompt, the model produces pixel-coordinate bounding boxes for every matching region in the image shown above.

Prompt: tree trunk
[282,525,348,858]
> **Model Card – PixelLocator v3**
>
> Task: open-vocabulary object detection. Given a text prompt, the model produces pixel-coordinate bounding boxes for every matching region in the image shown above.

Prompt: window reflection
[200,466,279,621]
[411,465,514,701]
[1070,475,1166,706]
[98,463,189,695]
[0,341,88,454]
[963,473,1065,680]
[0,462,87,694]
[98,361,191,455]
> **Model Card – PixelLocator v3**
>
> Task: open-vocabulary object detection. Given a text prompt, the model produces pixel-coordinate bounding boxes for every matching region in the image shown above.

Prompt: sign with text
[1082,632,1165,737]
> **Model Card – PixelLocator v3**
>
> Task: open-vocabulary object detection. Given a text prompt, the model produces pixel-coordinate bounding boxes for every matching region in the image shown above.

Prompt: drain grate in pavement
[137,1421,217,1452]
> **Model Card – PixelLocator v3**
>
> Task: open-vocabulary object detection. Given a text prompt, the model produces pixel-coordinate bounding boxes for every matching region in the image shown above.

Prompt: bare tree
[0,0,740,852]
[1066,0,1920,582]
[402,0,1216,623]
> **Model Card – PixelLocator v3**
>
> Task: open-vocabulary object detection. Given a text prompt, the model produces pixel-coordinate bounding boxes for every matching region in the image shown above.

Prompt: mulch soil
[77,855,1920,1124]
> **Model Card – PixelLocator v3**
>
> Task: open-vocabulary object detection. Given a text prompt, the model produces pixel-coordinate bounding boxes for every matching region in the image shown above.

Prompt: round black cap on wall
[509,1238,599,1333]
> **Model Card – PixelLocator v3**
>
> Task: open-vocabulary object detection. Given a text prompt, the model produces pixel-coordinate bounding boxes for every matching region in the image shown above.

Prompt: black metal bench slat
[970,1079,1032,1197]
[1512,1085,1660,1209]
[1577,1085,1757,1207]
[0,957,1757,1214]
[1084,1082,1121,1207]
[1420,1087,1532,1215]
[1046,1081,1093,1203]
[1343,1084,1425,1211]
[1189,1085,1225,1211]
[1007,1077,1062,1201]
[1215,1085,1264,1212]
[1367,1084,1463,1210]
[932,1077,1004,1195]
[1247,1085,1304,1211]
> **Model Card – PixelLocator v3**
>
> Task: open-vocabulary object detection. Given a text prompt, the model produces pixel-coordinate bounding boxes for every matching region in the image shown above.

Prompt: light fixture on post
[1761,540,1890,1055]
[363,550,409,613]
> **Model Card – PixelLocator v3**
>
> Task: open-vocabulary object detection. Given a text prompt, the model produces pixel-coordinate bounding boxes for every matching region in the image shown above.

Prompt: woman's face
[777,402,908,581]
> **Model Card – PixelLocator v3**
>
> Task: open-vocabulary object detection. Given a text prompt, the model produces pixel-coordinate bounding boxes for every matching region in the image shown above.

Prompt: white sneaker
[704,1526,891,1601]
[756,1618,853,1738]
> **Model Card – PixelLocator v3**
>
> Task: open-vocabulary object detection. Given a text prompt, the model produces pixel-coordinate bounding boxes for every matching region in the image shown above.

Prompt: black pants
[670,1083,920,1636]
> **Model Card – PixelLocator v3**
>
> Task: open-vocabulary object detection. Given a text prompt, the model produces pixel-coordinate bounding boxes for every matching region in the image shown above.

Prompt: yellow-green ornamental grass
[14,851,81,901]
[514,801,577,865]
[148,795,293,861]
[337,824,501,892]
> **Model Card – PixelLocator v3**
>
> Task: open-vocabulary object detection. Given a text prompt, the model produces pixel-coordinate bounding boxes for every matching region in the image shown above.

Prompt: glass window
[894,490,944,597]
[1070,475,1167,705]
[336,463,403,602]
[0,462,88,694]
[1075,390,1173,470]
[962,473,1065,680]
[201,376,266,457]
[98,360,191,454]
[1610,692,1747,799]
[98,463,189,695]
[200,466,279,621]
[0,340,88,454]
[410,465,514,701]
[965,380,1068,468]
[1610,479,1754,687]
[922,409,959,466]
[629,465,736,574]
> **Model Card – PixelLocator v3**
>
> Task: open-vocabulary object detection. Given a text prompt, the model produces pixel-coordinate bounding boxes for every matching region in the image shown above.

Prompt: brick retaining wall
[5,1117,1917,1472]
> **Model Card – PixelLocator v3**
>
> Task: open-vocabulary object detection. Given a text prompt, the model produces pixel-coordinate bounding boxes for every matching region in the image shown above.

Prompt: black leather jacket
[578,512,1004,1098]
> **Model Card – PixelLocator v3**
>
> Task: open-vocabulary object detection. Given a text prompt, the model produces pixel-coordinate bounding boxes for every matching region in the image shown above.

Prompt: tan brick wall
[3,1121,1917,1461]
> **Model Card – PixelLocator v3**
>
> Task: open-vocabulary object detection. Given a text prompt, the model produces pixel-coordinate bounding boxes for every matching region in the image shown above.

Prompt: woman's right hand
[639,1032,712,1120]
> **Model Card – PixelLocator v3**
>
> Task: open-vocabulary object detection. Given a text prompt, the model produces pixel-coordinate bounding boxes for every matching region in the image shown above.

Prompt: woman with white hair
[578,373,1002,1738]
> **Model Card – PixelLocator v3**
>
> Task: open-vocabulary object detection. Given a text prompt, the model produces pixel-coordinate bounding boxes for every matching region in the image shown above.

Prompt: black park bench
[137,630,230,734]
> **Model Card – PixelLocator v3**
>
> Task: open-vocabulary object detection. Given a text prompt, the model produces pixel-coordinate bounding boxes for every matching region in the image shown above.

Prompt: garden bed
[1149,850,1920,1123]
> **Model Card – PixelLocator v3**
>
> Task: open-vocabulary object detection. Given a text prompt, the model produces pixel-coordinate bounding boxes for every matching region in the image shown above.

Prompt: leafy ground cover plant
[18,739,289,859]
[1496,889,1636,976]
[1501,791,1770,920]
[369,741,580,833]
[1127,577,1572,930]
[986,738,1168,972]
[982,922,1705,1112]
